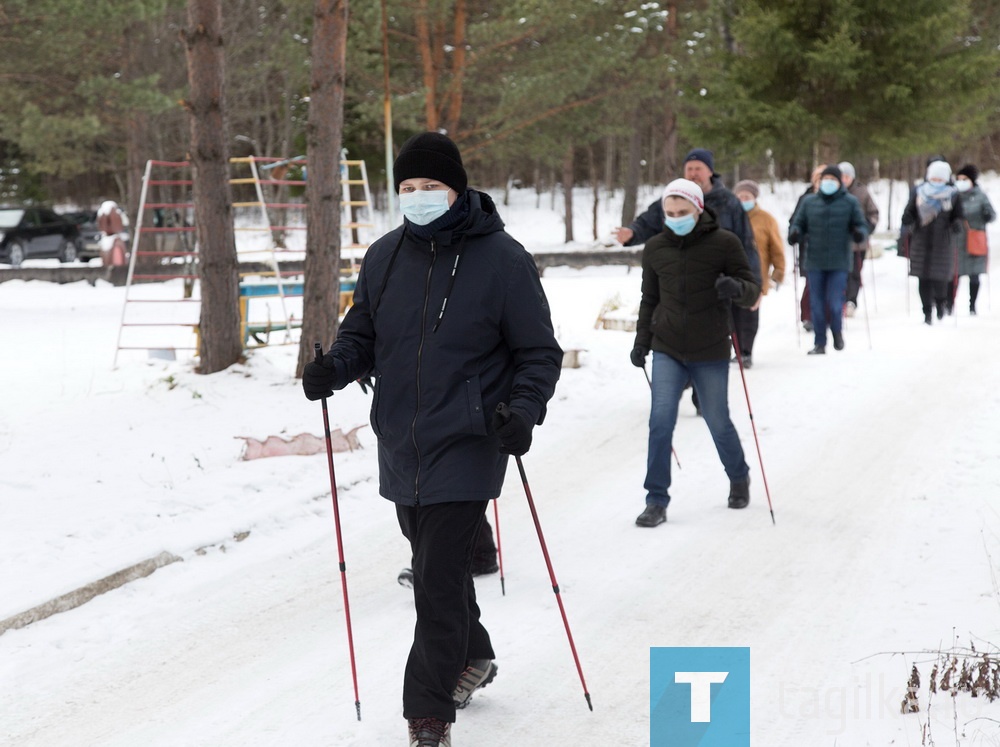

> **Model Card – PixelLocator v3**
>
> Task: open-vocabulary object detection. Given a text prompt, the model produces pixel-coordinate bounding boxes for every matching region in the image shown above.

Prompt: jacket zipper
[411,240,437,505]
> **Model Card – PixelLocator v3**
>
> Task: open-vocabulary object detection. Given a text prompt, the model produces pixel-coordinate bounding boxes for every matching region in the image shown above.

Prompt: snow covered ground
[3,178,1000,745]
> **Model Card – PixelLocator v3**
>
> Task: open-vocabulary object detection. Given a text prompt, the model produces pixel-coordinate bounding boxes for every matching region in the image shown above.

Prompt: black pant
[918,278,947,316]
[970,275,981,309]
[846,251,865,306]
[397,500,495,722]
[731,305,759,357]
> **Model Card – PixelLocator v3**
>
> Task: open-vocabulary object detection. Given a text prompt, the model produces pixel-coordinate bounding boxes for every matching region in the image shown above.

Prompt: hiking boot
[832,331,844,351]
[936,304,945,320]
[635,504,667,527]
[453,659,498,709]
[845,301,857,318]
[807,346,826,355]
[408,717,452,747]
[471,557,499,577]
[924,312,933,325]
[741,354,753,369]
[803,320,814,332]
[728,477,751,509]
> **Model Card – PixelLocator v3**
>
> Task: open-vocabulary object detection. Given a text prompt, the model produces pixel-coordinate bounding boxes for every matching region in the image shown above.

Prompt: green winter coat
[955,186,996,276]
[635,208,760,363]
[790,188,868,272]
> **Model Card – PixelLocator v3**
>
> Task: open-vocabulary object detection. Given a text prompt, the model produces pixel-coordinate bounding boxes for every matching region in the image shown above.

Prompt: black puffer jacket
[902,185,963,282]
[325,190,562,506]
[635,209,760,362]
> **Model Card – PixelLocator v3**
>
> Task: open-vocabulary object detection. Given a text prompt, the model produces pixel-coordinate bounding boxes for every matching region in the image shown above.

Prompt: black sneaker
[728,477,751,509]
[924,313,933,325]
[936,304,945,320]
[807,346,826,355]
[832,331,844,351]
[635,505,666,527]
[803,320,814,332]
[471,558,499,577]
[741,355,753,369]
[398,567,414,588]
[453,659,498,709]
[408,717,452,747]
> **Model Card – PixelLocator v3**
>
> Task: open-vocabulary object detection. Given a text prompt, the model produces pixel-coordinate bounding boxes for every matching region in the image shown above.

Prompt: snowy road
[4,256,1000,745]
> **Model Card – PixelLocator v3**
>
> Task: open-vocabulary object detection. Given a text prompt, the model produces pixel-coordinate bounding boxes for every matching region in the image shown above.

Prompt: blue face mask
[399,189,451,225]
[819,179,839,196]
[665,213,697,236]
[741,200,755,212]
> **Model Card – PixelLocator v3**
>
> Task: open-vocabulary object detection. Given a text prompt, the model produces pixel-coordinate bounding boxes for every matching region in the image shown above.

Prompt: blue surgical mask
[819,179,839,196]
[741,200,756,212]
[399,189,451,225]
[665,213,697,236]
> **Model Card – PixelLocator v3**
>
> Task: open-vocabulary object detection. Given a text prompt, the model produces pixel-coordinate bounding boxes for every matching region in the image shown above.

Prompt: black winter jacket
[902,185,964,282]
[625,176,761,283]
[634,209,761,362]
[325,190,562,506]
[790,188,868,272]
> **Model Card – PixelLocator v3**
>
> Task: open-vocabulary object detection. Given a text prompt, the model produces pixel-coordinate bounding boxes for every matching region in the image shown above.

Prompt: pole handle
[314,341,323,363]
[496,402,511,423]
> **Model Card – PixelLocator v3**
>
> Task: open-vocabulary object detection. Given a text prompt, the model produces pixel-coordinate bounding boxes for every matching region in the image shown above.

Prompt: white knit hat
[926,160,952,183]
[662,178,704,212]
[837,161,856,181]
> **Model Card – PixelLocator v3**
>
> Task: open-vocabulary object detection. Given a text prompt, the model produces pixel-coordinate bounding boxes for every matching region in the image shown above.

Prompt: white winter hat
[662,178,704,212]
[926,160,952,183]
[837,161,856,181]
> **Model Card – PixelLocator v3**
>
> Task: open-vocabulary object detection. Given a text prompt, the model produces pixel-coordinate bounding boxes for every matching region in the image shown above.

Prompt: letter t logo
[674,671,729,722]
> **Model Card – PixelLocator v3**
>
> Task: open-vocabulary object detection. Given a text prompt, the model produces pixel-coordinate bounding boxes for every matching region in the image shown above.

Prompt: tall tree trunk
[589,144,599,241]
[442,0,466,135]
[621,104,643,226]
[298,0,348,376]
[562,142,574,243]
[415,0,438,130]
[183,0,242,374]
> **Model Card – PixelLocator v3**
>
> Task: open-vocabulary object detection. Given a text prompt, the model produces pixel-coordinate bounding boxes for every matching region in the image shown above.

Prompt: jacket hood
[423,189,505,246]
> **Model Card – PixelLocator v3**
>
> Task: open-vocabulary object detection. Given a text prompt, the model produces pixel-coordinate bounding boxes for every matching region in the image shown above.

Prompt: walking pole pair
[496,403,593,712]
[793,245,802,347]
[641,365,682,469]
[313,343,362,721]
[729,330,776,525]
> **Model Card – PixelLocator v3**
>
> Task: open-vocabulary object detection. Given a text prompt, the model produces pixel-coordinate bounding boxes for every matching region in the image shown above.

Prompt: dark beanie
[684,148,715,174]
[957,164,980,184]
[820,165,842,184]
[393,132,468,194]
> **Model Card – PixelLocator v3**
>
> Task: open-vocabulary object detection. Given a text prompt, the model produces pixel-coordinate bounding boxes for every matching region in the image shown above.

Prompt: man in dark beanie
[615,147,761,384]
[302,131,562,746]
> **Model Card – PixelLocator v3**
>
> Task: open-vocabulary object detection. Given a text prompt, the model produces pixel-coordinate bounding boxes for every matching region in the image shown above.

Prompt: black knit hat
[957,164,980,185]
[393,132,468,194]
[820,165,842,184]
[684,148,715,174]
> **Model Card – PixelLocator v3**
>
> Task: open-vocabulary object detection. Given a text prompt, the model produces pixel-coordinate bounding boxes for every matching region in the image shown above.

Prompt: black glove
[630,344,649,368]
[852,229,865,243]
[356,376,375,395]
[715,275,742,300]
[788,228,801,245]
[302,355,339,401]
[491,405,533,456]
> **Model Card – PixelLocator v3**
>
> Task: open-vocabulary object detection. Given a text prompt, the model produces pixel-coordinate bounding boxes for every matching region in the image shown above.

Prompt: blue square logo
[650,647,750,746]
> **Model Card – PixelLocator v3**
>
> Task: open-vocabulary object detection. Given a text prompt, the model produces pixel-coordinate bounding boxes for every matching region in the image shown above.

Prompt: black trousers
[918,278,948,315]
[397,500,495,722]
[846,251,865,305]
[731,305,759,357]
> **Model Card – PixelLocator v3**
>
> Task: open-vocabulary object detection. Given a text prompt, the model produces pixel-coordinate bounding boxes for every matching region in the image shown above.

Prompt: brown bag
[967,224,988,256]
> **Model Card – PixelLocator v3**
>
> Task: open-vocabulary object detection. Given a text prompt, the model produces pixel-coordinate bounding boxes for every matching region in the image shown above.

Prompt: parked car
[0,206,82,266]
[62,209,102,259]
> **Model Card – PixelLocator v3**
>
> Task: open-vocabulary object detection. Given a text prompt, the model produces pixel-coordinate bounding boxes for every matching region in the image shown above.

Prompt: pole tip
[585,693,593,711]
[356,701,362,721]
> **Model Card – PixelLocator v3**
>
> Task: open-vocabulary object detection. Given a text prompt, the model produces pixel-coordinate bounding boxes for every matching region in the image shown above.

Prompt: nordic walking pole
[493,499,506,596]
[729,330,776,525]
[867,245,878,313]
[641,366,681,469]
[859,270,873,350]
[793,244,801,347]
[314,343,362,721]
[497,403,593,712]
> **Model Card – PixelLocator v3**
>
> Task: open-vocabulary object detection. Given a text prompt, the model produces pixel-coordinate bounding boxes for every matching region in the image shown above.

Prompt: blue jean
[806,270,848,347]
[644,352,750,507]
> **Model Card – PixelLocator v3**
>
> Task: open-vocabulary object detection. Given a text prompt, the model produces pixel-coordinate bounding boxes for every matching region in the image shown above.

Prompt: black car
[0,206,82,266]
[62,209,102,259]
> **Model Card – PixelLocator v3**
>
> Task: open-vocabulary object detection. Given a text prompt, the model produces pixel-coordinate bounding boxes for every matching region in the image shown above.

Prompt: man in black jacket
[629,179,761,527]
[302,132,562,746]
[615,149,762,366]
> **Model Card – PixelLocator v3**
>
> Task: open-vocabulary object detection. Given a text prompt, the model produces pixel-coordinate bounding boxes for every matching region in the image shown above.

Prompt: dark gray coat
[902,185,963,282]
[326,190,562,506]
[955,186,995,276]
[790,188,868,272]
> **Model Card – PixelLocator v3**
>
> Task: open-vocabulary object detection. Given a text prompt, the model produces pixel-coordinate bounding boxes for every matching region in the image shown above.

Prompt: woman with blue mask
[901,159,964,324]
[789,165,868,354]
[630,178,761,527]
[302,131,562,747]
